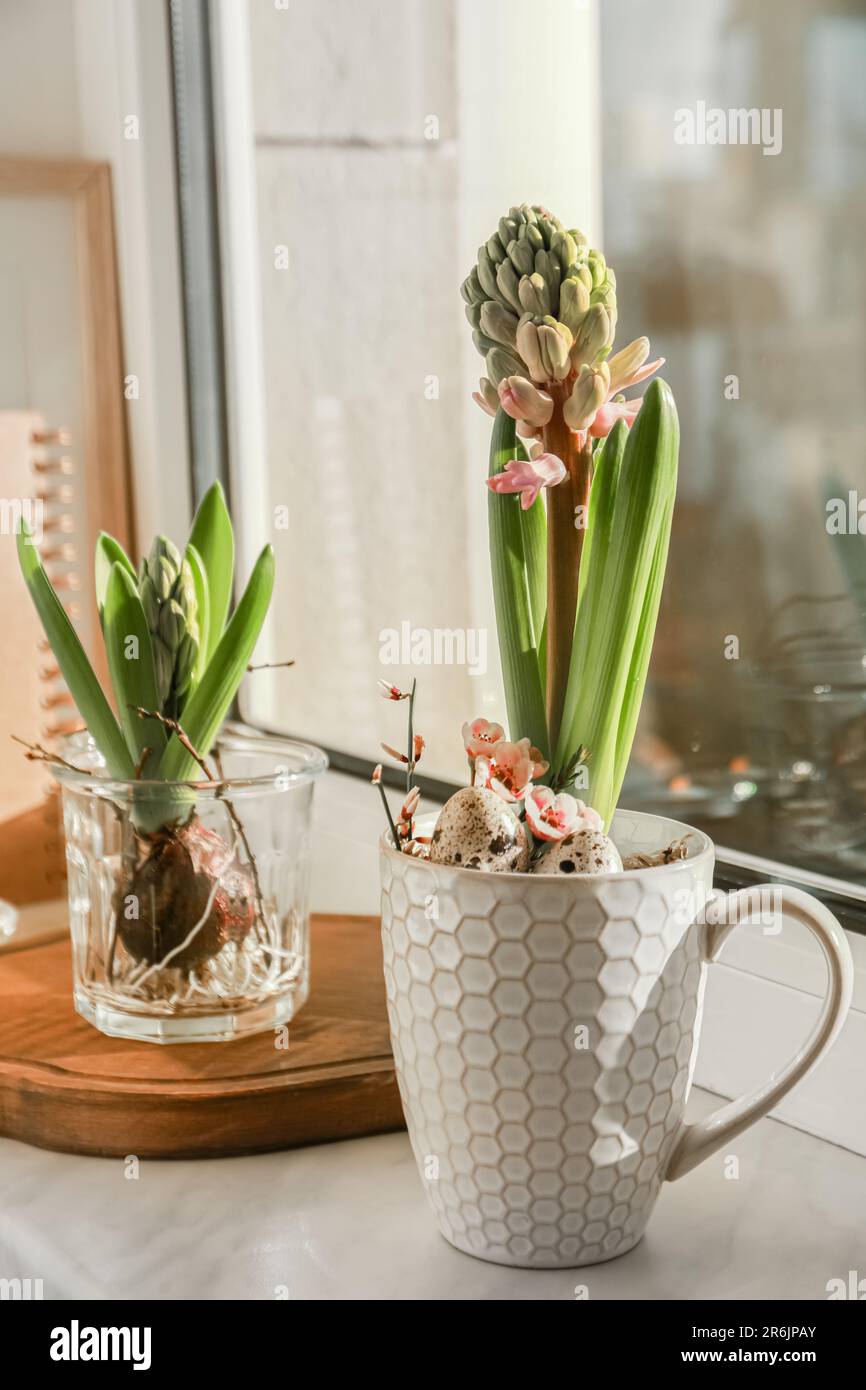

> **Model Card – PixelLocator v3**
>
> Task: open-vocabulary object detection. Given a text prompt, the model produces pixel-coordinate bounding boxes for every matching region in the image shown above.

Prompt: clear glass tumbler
[55,728,327,1042]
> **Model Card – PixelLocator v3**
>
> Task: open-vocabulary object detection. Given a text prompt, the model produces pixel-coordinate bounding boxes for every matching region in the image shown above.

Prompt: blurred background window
[598,0,866,884]
[206,0,866,888]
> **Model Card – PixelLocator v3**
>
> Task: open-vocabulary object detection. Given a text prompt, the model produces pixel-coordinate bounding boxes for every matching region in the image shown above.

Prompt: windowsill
[4,768,862,1160]
[0,1087,861,1299]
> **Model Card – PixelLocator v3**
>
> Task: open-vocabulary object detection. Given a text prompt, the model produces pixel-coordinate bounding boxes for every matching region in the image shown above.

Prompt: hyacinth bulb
[118,818,256,969]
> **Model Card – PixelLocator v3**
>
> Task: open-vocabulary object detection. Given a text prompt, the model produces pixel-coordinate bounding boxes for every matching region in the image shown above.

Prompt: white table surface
[1,1089,863,1301]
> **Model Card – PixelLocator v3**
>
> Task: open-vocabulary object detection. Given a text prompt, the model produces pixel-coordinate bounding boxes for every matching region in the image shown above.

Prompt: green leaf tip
[188,481,235,663]
[16,529,133,779]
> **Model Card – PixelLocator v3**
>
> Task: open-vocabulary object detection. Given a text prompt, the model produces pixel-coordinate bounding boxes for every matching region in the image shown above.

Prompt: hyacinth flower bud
[588,250,607,288]
[507,236,535,277]
[558,276,591,336]
[533,248,562,302]
[480,299,520,349]
[495,257,523,313]
[570,304,611,369]
[518,272,552,318]
[563,361,611,432]
[486,345,525,387]
[550,228,580,275]
[471,376,500,416]
[497,376,554,427]
[591,280,616,309]
[537,321,572,381]
[460,267,485,304]
[516,317,548,384]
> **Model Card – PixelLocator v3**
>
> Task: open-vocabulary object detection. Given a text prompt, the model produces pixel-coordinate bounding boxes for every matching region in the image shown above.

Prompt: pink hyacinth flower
[525,786,603,842]
[569,346,665,444]
[486,453,566,510]
[588,396,644,438]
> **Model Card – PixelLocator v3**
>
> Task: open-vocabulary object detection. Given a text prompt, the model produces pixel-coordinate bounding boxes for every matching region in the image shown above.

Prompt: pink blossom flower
[397,786,421,842]
[475,738,549,803]
[412,733,425,764]
[371,763,383,785]
[528,745,550,780]
[381,742,408,764]
[486,452,566,510]
[400,786,421,820]
[462,717,505,759]
[525,786,603,842]
[377,679,409,701]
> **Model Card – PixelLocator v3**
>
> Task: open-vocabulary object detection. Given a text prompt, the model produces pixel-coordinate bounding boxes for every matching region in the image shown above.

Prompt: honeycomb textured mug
[380,810,852,1268]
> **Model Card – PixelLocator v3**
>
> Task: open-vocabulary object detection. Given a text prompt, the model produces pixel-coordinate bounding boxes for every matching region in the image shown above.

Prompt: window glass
[229,0,600,785]
[600,0,866,881]
[222,0,866,885]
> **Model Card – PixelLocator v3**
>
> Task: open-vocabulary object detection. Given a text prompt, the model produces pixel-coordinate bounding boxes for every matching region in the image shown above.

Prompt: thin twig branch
[11,735,89,775]
[134,747,153,780]
[246,659,296,672]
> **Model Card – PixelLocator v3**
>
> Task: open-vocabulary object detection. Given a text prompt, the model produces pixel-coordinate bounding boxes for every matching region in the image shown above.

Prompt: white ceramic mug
[380,809,853,1268]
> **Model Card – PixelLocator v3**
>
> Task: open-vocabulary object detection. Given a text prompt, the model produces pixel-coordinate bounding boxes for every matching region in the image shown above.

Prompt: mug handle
[665,884,853,1182]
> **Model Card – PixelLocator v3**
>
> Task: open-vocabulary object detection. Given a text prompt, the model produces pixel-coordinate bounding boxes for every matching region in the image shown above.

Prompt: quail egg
[430,786,529,872]
[532,829,622,876]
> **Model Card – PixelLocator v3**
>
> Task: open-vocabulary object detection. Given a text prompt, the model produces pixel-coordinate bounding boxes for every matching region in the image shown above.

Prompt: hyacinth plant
[16,483,275,967]
[462,203,679,829]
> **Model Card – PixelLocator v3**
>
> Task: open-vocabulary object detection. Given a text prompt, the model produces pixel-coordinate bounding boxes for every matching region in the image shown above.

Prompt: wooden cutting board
[0,912,405,1159]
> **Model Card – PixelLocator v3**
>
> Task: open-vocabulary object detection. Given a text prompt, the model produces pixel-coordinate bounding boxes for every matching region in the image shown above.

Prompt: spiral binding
[31,426,79,889]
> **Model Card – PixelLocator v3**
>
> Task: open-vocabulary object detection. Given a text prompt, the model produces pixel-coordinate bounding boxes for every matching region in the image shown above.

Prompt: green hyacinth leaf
[188,481,234,662]
[555,380,678,825]
[611,493,675,805]
[17,526,133,778]
[95,532,137,620]
[184,541,210,689]
[102,562,167,772]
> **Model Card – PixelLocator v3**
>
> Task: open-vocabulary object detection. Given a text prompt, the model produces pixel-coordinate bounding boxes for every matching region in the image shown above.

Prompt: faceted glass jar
[55,729,327,1043]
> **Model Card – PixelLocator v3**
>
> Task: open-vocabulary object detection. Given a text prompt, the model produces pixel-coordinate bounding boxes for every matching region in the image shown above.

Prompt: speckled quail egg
[429,786,529,873]
[532,828,623,876]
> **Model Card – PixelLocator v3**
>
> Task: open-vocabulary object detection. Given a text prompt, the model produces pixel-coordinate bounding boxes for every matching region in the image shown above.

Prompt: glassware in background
[742,592,866,875]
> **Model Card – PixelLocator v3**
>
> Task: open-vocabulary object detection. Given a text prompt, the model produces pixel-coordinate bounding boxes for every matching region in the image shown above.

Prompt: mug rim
[380,806,715,884]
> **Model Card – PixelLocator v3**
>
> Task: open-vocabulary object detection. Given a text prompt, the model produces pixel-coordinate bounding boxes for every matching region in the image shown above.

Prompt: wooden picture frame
[0,156,134,564]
